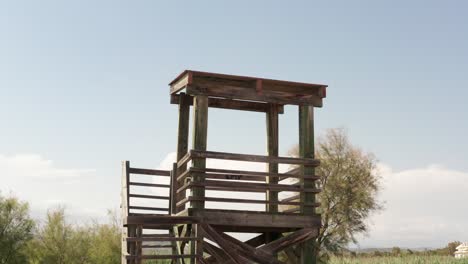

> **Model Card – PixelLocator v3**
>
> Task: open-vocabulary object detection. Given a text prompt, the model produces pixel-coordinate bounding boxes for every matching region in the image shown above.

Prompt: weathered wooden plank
[188,83,323,107]
[170,163,177,214]
[281,194,300,203]
[170,71,192,94]
[122,161,130,264]
[190,167,320,180]
[194,224,204,264]
[176,93,191,213]
[204,242,231,264]
[124,215,199,225]
[189,180,321,193]
[186,196,319,207]
[171,70,326,94]
[266,103,279,214]
[136,225,142,264]
[171,226,184,264]
[191,95,208,209]
[201,223,251,264]
[128,182,170,188]
[177,151,192,169]
[129,194,170,200]
[261,228,318,253]
[244,233,266,247]
[281,207,300,213]
[127,237,198,242]
[128,206,168,212]
[299,105,317,264]
[190,150,320,166]
[126,254,197,260]
[211,227,282,264]
[171,94,284,114]
[141,245,173,248]
[176,168,191,182]
[185,71,325,106]
[189,209,321,229]
[129,167,171,176]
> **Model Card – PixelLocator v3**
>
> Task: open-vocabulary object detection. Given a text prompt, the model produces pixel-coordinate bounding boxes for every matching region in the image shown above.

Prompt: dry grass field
[329,255,468,264]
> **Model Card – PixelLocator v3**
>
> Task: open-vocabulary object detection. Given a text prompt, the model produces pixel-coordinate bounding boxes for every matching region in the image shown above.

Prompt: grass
[141,256,468,263]
[330,256,468,264]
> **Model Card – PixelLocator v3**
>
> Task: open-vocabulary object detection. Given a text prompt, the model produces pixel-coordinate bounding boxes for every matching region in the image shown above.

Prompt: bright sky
[1,1,467,249]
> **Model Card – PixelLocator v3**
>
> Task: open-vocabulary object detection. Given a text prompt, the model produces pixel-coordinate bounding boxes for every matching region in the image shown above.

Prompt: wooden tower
[121,70,327,264]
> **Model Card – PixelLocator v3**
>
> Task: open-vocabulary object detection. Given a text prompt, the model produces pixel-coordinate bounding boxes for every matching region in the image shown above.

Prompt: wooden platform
[178,208,321,233]
[169,70,327,107]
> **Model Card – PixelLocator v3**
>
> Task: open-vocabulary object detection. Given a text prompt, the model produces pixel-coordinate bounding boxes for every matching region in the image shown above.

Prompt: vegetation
[330,255,468,264]
[0,194,34,264]
[0,193,120,264]
[289,128,382,261]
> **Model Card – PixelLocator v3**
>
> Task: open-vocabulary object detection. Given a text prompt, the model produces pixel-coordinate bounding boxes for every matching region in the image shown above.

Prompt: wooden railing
[121,161,171,217]
[173,150,321,214]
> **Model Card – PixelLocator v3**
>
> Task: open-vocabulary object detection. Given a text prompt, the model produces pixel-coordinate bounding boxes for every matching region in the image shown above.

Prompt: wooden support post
[176,93,191,213]
[299,105,317,264]
[266,103,279,213]
[170,163,178,215]
[128,225,136,264]
[191,95,208,209]
[136,225,142,264]
[266,104,280,255]
[121,161,130,264]
[171,227,184,264]
[195,224,204,264]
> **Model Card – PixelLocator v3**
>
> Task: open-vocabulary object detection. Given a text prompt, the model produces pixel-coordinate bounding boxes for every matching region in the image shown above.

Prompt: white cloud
[357,164,468,248]
[0,154,100,222]
[0,154,94,180]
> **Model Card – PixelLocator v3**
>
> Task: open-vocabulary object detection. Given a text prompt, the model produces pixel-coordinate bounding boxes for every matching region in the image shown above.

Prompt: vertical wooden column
[136,225,142,264]
[191,95,208,209]
[170,163,178,215]
[127,226,136,264]
[266,104,279,258]
[299,105,317,264]
[176,93,191,213]
[266,103,279,212]
[121,161,130,264]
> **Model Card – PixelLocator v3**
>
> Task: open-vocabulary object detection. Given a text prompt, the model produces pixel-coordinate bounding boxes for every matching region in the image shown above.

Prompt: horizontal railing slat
[189,180,321,193]
[126,237,198,242]
[129,167,170,176]
[186,196,319,207]
[129,182,170,188]
[128,206,169,211]
[190,150,320,166]
[129,194,170,200]
[126,254,198,260]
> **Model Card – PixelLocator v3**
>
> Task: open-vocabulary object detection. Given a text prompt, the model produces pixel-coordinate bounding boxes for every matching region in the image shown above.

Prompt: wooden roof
[169,70,327,107]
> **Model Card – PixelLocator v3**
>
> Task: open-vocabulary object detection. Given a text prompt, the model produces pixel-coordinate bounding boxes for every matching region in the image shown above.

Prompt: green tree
[27,207,121,264]
[289,128,382,257]
[87,210,121,264]
[27,207,92,264]
[0,193,34,264]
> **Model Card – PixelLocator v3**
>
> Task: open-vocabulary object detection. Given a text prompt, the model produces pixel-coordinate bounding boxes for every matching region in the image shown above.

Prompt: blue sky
[1,1,467,248]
